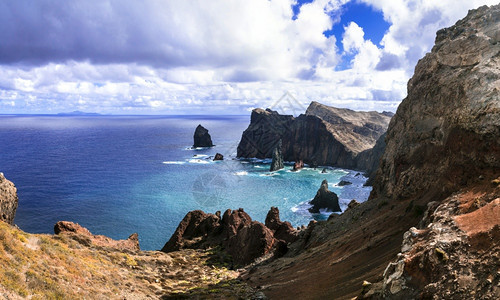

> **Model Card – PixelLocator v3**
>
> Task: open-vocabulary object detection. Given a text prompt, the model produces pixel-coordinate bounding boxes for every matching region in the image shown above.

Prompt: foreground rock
[265,207,299,244]
[193,124,214,148]
[364,181,500,299]
[162,207,298,265]
[0,173,18,224]
[270,139,284,171]
[237,102,392,174]
[54,221,140,252]
[308,180,341,213]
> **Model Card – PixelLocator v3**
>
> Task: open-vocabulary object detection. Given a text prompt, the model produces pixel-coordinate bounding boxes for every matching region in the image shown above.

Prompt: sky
[0,0,497,115]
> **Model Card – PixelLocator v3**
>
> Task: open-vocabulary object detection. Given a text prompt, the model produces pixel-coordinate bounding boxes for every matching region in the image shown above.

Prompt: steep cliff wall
[372,4,500,203]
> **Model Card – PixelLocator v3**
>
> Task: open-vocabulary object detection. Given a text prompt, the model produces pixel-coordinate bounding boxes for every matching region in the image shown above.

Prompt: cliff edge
[0,173,18,225]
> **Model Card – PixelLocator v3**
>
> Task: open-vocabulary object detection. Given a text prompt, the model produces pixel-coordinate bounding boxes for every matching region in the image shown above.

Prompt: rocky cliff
[243,4,500,299]
[237,102,392,172]
[372,4,500,204]
[0,173,18,224]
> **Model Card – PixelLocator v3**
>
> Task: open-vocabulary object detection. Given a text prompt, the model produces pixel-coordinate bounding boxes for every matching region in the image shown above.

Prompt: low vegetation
[0,221,255,299]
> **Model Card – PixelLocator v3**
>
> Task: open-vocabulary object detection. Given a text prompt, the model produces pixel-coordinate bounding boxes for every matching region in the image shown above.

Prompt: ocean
[0,115,371,250]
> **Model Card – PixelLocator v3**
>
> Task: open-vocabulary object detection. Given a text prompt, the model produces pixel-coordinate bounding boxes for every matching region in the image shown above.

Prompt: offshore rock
[54,221,140,252]
[309,180,341,213]
[193,124,214,148]
[213,153,224,161]
[270,139,284,171]
[292,160,304,171]
[237,103,391,172]
[0,173,18,225]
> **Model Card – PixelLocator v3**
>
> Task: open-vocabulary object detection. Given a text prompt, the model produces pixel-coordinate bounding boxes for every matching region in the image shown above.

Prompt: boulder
[309,180,341,213]
[0,173,18,225]
[292,160,304,171]
[54,221,140,252]
[213,153,224,161]
[193,124,214,148]
[270,139,284,171]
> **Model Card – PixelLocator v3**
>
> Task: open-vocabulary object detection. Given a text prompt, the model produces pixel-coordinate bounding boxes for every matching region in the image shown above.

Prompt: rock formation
[237,102,391,175]
[162,208,281,265]
[54,221,140,252]
[265,207,299,244]
[308,180,341,213]
[371,4,500,204]
[270,139,284,171]
[213,153,224,161]
[338,180,352,186]
[193,124,214,148]
[0,173,18,224]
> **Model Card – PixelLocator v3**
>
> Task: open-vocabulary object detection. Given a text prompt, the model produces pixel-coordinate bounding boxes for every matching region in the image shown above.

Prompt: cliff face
[244,4,500,299]
[372,4,500,203]
[237,102,392,171]
[0,173,18,224]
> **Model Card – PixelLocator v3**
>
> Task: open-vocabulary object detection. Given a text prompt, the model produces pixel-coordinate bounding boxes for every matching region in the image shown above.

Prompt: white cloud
[0,0,497,114]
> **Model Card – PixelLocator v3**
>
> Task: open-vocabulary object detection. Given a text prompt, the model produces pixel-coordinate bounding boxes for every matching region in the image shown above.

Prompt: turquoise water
[0,115,371,250]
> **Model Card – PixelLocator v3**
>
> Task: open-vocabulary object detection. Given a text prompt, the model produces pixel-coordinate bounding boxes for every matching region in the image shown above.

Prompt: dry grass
[0,221,255,299]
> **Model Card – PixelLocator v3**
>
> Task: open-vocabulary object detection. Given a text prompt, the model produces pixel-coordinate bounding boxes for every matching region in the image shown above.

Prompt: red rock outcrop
[162,208,279,265]
[54,221,140,252]
[265,206,299,244]
[0,173,18,225]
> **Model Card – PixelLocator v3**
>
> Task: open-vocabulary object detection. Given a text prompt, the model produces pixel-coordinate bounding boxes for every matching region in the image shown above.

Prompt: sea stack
[193,124,214,148]
[270,139,284,172]
[308,179,341,213]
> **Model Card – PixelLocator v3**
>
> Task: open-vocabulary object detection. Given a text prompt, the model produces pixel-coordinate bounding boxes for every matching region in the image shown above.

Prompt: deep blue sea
[0,115,371,250]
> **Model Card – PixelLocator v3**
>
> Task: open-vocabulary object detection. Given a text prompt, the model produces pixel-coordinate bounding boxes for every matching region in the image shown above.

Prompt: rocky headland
[237,101,392,176]
[0,172,18,225]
